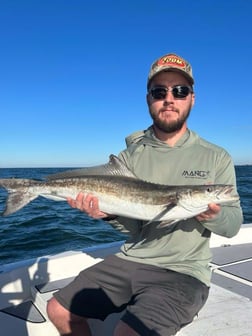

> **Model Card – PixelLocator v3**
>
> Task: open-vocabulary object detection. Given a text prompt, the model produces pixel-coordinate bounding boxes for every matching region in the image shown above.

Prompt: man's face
[147,71,195,134]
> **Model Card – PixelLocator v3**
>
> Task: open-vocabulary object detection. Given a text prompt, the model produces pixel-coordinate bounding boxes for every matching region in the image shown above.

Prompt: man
[47,53,243,336]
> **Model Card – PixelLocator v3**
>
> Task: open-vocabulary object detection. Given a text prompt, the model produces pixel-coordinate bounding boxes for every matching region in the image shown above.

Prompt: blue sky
[1,0,251,167]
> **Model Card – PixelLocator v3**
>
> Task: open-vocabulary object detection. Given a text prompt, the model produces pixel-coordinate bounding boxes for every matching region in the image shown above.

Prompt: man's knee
[47,297,89,334]
[47,297,77,324]
[47,297,65,322]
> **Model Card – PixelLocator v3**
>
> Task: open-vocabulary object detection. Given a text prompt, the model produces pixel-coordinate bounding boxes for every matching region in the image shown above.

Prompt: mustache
[159,107,179,113]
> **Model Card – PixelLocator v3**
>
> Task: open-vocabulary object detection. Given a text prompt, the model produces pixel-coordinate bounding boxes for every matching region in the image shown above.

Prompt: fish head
[176,184,238,213]
[156,184,239,228]
[201,184,238,204]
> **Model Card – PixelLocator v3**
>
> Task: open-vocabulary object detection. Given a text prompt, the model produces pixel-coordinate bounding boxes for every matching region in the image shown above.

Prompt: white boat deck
[0,224,251,335]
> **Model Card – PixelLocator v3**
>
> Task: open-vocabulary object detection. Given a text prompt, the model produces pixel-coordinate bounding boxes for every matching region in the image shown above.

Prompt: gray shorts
[54,255,209,336]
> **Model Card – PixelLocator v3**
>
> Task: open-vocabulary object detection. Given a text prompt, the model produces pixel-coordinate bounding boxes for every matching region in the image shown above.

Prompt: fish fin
[40,193,67,201]
[143,204,176,227]
[0,178,40,216]
[3,192,38,216]
[156,219,179,228]
[47,155,137,180]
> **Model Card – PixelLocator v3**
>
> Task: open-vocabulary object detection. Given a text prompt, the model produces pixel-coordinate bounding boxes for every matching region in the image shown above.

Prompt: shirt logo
[182,170,210,179]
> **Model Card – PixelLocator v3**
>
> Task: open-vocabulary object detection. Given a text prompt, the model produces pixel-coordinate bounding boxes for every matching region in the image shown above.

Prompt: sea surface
[0,165,251,266]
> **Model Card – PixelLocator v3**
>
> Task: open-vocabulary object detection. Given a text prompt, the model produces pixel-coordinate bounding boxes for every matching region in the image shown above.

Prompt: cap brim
[148,68,194,88]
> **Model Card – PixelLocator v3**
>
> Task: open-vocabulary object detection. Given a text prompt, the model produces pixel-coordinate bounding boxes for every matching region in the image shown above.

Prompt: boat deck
[176,238,252,335]
[0,224,251,335]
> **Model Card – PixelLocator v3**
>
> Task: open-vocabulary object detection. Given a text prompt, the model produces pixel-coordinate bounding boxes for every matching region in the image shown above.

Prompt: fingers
[76,192,90,210]
[208,203,221,214]
[196,203,221,222]
[67,192,108,219]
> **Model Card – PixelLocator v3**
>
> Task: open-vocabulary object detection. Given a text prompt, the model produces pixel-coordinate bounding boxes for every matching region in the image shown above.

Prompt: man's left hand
[196,203,221,221]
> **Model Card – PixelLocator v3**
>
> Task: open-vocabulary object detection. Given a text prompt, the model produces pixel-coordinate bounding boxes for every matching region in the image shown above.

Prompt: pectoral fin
[156,219,179,228]
[143,204,176,227]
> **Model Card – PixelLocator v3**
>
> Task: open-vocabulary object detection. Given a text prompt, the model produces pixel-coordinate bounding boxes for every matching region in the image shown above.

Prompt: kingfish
[0,155,238,227]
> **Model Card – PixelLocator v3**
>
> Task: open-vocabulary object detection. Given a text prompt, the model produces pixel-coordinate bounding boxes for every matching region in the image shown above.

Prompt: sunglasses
[149,85,193,100]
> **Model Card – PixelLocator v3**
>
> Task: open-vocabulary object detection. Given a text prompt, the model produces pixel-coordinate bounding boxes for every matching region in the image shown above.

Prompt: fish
[0,155,238,227]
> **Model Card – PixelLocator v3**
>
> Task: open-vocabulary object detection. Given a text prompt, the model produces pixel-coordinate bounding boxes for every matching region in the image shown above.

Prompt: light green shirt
[109,127,243,286]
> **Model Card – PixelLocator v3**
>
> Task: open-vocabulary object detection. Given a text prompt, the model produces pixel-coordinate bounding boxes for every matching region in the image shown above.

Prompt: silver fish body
[0,155,238,226]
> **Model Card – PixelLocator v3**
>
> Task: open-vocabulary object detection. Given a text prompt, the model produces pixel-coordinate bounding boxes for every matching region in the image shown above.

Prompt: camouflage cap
[147,53,194,88]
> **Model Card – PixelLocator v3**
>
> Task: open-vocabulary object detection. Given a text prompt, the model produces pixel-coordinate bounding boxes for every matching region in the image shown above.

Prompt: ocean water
[0,165,251,266]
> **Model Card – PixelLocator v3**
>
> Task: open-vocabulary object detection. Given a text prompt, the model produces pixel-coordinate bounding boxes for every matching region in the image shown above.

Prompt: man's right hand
[67,192,109,219]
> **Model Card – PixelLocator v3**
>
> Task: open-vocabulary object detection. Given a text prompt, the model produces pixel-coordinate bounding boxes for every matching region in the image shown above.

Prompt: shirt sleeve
[200,151,243,237]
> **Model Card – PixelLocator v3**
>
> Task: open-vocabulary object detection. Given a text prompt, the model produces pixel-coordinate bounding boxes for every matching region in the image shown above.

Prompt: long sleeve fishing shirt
[109,126,243,286]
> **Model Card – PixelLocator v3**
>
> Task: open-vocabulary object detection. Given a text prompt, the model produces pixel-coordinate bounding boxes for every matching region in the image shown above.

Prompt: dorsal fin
[47,155,137,180]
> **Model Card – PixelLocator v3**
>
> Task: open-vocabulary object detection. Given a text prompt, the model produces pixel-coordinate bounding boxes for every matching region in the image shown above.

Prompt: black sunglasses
[149,85,193,100]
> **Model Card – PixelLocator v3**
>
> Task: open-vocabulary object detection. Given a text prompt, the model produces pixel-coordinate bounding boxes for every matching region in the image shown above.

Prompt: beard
[150,107,191,133]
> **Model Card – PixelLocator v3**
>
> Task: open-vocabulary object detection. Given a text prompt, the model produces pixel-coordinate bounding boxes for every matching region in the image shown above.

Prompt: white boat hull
[1,224,252,335]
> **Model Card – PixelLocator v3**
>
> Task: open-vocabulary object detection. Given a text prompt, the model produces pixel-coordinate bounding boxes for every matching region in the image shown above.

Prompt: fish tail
[0,179,39,216]
[4,192,38,216]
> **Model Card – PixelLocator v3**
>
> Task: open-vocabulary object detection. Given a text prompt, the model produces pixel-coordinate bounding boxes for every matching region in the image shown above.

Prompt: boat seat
[211,243,252,265]
[210,243,252,300]
[35,276,76,294]
[0,300,46,323]
[0,276,76,323]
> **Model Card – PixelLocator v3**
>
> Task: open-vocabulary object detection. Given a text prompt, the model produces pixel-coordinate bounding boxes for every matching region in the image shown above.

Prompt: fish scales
[0,155,239,226]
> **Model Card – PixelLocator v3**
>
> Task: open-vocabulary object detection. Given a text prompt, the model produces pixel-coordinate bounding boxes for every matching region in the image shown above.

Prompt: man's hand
[67,192,108,219]
[196,203,221,222]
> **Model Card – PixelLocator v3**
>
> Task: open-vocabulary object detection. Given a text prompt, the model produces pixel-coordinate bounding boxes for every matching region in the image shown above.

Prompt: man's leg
[114,266,209,336]
[46,256,136,335]
[47,297,139,336]
[47,296,92,336]
[114,320,140,336]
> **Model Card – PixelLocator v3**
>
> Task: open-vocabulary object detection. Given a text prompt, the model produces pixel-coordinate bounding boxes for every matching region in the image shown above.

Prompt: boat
[0,223,251,336]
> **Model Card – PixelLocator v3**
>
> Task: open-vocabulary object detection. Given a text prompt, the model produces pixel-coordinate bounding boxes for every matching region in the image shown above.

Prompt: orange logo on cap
[157,55,186,69]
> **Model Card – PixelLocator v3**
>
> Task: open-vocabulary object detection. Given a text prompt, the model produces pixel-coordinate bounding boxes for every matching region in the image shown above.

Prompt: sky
[0,0,252,167]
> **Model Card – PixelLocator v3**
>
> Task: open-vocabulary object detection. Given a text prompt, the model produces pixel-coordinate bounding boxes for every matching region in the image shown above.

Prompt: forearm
[201,203,243,238]
[200,151,243,238]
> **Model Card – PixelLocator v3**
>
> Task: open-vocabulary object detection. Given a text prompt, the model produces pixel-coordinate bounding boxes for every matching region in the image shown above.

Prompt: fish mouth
[216,185,232,197]
[215,185,239,202]
[224,186,233,194]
